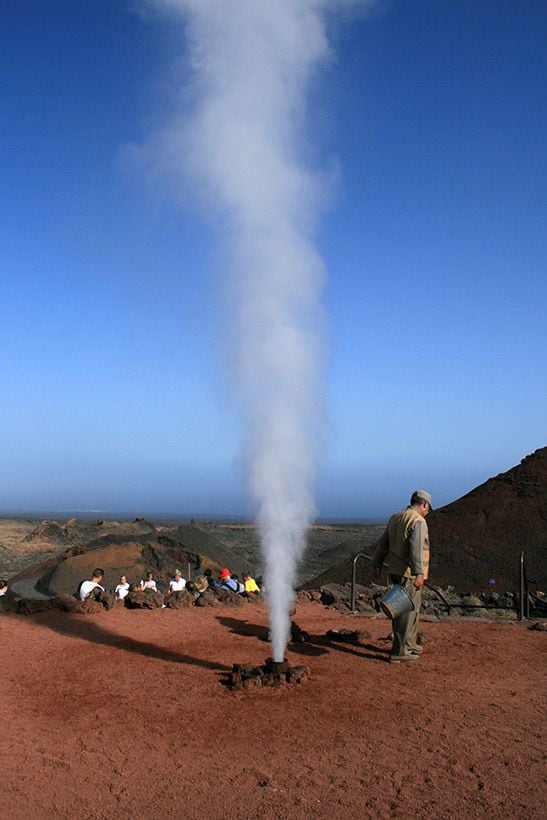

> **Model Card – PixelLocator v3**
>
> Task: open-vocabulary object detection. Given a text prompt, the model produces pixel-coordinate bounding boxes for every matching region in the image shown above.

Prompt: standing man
[371,490,432,663]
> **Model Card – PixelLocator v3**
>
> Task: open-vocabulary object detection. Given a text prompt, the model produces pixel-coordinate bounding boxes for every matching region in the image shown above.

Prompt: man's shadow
[28,610,232,671]
[216,614,328,657]
[216,615,389,661]
[289,633,389,662]
[216,615,269,641]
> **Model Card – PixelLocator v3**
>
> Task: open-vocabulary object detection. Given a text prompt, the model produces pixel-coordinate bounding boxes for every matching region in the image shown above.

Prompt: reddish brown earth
[428,447,547,591]
[1,601,545,819]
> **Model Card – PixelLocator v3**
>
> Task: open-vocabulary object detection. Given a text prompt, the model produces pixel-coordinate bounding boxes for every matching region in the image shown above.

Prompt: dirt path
[1,602,545,819]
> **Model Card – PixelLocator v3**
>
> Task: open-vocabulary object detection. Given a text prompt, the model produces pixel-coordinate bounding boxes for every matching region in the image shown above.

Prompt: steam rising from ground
[141,0,367,661]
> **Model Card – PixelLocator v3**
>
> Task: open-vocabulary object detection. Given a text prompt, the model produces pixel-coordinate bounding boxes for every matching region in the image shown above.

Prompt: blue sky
[1,0,545,519]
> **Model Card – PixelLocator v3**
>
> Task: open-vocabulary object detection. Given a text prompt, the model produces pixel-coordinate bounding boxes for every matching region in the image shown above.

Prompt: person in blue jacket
[218,567,239,592]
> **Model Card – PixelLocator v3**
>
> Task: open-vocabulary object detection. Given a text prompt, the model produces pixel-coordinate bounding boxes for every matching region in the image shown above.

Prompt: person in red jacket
[218,567,239,592]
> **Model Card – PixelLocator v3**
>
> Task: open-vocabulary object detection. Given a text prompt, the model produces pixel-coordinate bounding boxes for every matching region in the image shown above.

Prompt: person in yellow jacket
[243,572,260,593]
[371,490,432,663]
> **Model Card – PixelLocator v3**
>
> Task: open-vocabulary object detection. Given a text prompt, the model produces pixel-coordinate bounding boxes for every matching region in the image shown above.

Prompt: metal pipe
[349,550,519,616]
[349,550,528,617]
[349,549,454,615]
[524,554,530,619]
[351,552,369,611]
[519,552,524,621]
[425,583,452,616]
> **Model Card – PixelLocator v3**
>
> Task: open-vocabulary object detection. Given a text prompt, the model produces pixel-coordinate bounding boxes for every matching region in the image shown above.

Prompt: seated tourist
[79,568,106,601]
[114,575,130,600]
[203,568,219,588]
[243,572,260,593]
[231,573,245,593]
[0,579,8,597]
[184,580,200,599]
[169,569,186,592]
[141,572,158,592]
[218,568,239,592]
[193,575,209,594]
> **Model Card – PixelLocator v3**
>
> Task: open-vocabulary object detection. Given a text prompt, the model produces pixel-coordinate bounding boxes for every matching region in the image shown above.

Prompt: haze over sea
[0,509,384,526]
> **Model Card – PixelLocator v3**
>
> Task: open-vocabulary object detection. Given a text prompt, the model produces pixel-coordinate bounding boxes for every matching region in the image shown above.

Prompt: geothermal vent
[226,658,310,691]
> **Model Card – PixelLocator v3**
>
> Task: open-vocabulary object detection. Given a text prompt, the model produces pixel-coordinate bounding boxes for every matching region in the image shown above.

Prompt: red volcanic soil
[1,602,545,819]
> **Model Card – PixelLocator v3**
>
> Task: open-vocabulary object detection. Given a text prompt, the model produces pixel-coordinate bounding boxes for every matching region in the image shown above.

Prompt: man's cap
[219,567,231,579]
[411,490,433,510]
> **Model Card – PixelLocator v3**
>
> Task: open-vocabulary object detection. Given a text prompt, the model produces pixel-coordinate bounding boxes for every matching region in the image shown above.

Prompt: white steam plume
[141,0,368,661]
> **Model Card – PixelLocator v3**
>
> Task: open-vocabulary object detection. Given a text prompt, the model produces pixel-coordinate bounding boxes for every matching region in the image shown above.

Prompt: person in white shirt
[0,579,8,596]
[114,575,130,600]
[79,568,105,601]
[141,572,158,592]
[169,569,186,592]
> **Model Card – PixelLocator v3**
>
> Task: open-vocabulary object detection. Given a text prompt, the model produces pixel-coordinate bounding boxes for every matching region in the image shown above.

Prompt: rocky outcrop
[298,580,547,619]
[23,520,71,547]
[23,517,157,548]
[164,590,195,609]
[125,589,165,609]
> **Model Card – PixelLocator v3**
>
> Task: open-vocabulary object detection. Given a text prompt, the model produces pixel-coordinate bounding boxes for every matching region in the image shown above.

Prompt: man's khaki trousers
[389,575,422,655]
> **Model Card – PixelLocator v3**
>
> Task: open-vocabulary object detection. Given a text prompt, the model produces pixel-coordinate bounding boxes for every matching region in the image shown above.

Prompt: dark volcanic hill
[429,447,547,591]
[13,523,253,597]
[303,448,547,593]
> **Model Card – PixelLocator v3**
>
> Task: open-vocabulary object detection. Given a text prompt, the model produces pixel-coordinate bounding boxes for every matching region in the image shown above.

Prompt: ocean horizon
[0,508,385,525]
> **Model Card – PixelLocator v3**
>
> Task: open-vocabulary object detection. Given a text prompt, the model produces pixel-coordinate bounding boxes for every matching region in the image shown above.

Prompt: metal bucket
[380,583,414,619]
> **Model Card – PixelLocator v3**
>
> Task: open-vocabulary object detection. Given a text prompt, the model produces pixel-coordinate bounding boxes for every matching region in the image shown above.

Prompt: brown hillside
[16,524,253,596]
[303,448,547,593]
[429,447,547,591]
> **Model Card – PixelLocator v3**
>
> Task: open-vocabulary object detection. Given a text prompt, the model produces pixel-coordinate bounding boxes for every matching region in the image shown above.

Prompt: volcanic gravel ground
[1,602,545,819]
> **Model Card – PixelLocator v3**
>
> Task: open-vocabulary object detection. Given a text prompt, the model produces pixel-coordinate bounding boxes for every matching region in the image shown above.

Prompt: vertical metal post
[187,561,191,581]
[519,552,525,621]
[351,553,362,611]
[523,551,530,619]
[351,552,370,611]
